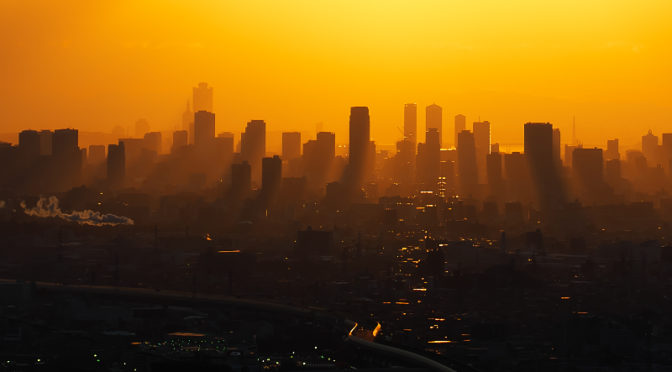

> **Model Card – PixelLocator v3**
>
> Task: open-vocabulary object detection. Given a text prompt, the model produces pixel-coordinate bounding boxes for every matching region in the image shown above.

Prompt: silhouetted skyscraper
[303,131,336,191]
[52,129,78,157]
[473,121,490,184]
[261,155,282,205]
[457,130,477,196]
[241,120,266,184]
[642,130,659,165]
[573,147,605,201]
[107,143,125,186]
[19,130,40,158]
[605,138,619,161]
[486,151,503,199]
[193,82,213,112]
[404,104,417,153]
[348,106,371,188]
[231,161,251,198]
[524,122,563,210]
[194,111,215,148]
[426,104,442,146]
[416,128,441,190]
[282,132,301,160]
[454,114,466,148]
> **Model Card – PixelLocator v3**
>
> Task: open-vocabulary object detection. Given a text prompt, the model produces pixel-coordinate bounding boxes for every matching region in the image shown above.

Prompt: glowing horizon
[1,0,670,149]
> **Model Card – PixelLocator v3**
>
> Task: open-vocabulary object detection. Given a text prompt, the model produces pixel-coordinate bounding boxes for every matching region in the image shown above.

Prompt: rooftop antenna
[572,116,577,146]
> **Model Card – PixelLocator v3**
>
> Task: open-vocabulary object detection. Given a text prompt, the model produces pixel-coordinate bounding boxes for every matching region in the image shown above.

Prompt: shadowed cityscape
[2,1,672,371]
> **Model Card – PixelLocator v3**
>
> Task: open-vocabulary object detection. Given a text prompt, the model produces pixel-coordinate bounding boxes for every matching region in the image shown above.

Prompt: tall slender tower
[348,106,371,188]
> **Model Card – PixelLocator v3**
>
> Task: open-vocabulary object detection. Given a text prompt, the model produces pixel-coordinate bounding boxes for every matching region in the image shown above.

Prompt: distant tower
[426,104,442,146]
[404,103,417,153]
[454,114,466,148]
[605,138,619,161]
[642,130,659,165]
[457,130,477,197]
[525,122,562,209]
[348,106,371,188]
[194,111,215,148]
[261,155,282,204]
[18,130,41,158]
[241,120,266,184]
[193,82,213,112]
[473,121,491,184]
[107,143,125,186]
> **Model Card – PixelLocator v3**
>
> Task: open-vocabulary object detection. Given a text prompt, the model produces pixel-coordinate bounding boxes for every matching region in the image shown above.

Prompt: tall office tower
[605,139,619,161]
[194,111,215,148]
[303,131,336,190]
[88,145,105,164]
[348,106,371,187]
[572,147,605,201]
[473,121,491,184]
[52,129,79,157]
[107,143,125,186]
[524,122,563,210]
[416,128,441,190]
[454,114,466,148]
[241,120,266,184]
[172,130,188,152]
[404,104,417,153]
[143,132,162,154]
[426,104,442,146]
[134,119,150,138]
[504,152,531,204]
[457,130,478,197]
[231,161,251,198]
[18,130,41,158]
[261,155,282,203]
[642,130,659,165]
[486,151,503,199]
[193,82,213,112]
[552,128,561,167]
[282,132,301,160]
[38,130,53,155]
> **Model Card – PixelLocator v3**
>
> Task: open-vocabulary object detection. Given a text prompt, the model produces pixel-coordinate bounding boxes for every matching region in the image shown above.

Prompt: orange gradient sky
[1,0,671,149]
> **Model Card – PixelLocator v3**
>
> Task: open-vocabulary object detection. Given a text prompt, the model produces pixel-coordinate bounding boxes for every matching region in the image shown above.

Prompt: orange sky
[1,0,671,149]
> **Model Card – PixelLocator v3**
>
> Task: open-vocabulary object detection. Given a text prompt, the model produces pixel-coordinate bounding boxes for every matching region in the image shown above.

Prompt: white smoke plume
[21,196,134,227]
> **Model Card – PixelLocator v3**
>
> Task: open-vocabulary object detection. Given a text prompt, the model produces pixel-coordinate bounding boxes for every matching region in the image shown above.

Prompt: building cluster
[2,83,672,231]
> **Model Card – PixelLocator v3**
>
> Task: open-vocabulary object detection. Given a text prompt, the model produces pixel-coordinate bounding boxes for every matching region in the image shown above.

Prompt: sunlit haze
[2,0,671,148]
